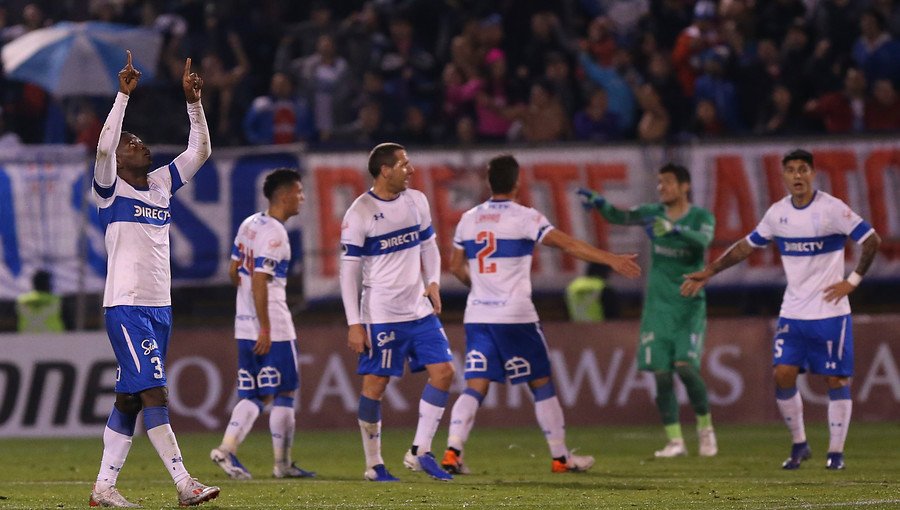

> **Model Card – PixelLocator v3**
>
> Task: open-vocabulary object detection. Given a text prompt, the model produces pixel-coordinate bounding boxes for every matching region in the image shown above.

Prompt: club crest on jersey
[504,357,531,379]
[465,350,488,372]
[376,330,396,347]
[141,338,159,356]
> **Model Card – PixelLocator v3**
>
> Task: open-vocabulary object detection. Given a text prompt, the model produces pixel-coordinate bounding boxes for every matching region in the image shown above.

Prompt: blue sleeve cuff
[748,231,770,247]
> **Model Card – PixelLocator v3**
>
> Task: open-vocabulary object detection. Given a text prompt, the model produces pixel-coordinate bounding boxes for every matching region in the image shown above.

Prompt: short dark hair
[33,270,52,293]
[487,154,519,194]
[782,148,813,167]
[659,163,691,184]
[367,143,405,178]
[263,168,301,199]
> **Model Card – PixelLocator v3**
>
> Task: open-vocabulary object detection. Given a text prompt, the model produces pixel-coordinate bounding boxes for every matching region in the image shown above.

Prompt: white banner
[1,140,898,301]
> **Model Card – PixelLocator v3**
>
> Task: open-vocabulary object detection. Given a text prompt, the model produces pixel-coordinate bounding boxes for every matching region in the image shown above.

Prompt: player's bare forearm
[251,272,270,331]
[707,238,754,275]
[854,232,881,276]
[449,248,471,287]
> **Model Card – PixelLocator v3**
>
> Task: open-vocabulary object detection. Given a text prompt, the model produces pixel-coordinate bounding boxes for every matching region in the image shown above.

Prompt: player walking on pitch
[90,51,219,507]
[682,149,881,470]
[210,168,316,480]
[578,163,719,458]
[441,154,641,475]
[340,143,456,482]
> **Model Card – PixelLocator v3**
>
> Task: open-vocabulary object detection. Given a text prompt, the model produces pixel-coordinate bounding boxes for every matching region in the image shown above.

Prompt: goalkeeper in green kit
[578,163,717,458]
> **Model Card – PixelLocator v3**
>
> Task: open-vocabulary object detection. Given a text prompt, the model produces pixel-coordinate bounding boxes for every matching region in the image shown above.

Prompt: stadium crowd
[1,0,900,148]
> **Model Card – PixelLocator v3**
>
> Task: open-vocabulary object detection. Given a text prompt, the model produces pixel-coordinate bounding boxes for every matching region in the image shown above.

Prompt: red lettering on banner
[426,165,467,269]
[533,164,580,270]
[712,156,762,265]
[814,150,858,259]
[315,166,367,276]
[585,164,628,250]
[864,149,900,260]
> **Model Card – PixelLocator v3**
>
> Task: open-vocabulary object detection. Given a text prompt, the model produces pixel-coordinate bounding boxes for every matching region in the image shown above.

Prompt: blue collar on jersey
[790,190,817,210]
[367,189,402,202]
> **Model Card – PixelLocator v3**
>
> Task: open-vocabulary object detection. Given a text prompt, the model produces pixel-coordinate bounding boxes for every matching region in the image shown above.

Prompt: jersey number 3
[476,231,497,274]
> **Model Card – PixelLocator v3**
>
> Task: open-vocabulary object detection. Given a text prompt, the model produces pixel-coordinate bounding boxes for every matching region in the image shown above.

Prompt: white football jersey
[93,92,209,307]
[454,199,554,324]
[231,212,296,341]
[747,191,874,320]
[340,189,435,324]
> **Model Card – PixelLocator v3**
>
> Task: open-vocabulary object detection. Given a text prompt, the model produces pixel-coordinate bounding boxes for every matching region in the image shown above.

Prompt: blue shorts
[358,314,453,377]
[104,306,172,394]
[463,323,552,384]
[773,315,854,376]
[236,339,299,399]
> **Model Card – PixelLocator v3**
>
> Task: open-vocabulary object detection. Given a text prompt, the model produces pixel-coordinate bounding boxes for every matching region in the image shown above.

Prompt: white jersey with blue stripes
[747,190,875,320]
[340,189,436,324]
[92,92,210,307]
[231,212,296,342]
[454,199,554,324]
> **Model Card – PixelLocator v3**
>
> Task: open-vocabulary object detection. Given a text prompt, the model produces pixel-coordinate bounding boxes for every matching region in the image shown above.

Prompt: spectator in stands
[16,270,64,333]
[672,0,720,98]
[276,1,336,71]
[293,33,353,143]
[585,16,618,67]
[544,51,581,119]
[200,34,250,145]
[636,83,671,142]
[690,99,726,138]
[397,105,434,145]
[330,101,391,147]
[441,63,481,137]
[516,79,570,143]
[812,0,862,60]
[475,48,516,141]
[573,88,622,141]
[865,79,900,131]
[243,72,314,145]
[1,2,48,43]
[757,0,807,44]
[517,11,574,82]
[373,16,436,115]
[0,107,23,147]
[695,46,744,133]
[804,67,867,133]
[336,2,386,82]
[757,84,810,136]
[579,43,636,131]
[852,9,900,87]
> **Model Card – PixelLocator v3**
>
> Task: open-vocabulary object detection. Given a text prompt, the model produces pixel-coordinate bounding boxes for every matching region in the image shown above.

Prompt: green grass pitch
[1,423,898,509]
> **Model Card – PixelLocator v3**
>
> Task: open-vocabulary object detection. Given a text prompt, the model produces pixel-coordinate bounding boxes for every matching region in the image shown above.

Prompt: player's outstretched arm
[681,238,754,297]
[541,228,641,279]
[576,188,650,226]
[824,230,881,303]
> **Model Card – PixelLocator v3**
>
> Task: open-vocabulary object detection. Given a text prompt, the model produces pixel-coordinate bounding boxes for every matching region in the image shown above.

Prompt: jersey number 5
[476,231,497,274]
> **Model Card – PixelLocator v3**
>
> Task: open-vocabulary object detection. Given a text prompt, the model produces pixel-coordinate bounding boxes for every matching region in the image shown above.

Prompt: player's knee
[115,393,142,415]
[140,386,168,408]
[430,362,455,387]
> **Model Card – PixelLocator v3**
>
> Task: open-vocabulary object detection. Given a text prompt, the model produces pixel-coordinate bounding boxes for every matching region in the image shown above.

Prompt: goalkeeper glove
[651,216,679,237]
[576,187,605,210]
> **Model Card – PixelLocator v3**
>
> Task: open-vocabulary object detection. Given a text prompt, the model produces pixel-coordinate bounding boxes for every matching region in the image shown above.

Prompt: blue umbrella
[1,21,162,97]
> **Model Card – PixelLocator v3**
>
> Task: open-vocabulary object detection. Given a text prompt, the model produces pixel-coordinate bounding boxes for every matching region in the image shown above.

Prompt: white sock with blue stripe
[776,387,806,444]
[358,395,384,468]
[532,382,568,459]
[270,396,295,469]
[95,406,137,492]
[220,398,263,453]
[447,388,484,452]
[144,406,190,489]
[827,386,852,453]
[412,383,449,455]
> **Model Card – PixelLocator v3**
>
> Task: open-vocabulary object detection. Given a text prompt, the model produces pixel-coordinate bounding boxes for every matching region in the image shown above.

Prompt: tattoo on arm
[855,232,881,276]
[709,239,754,275]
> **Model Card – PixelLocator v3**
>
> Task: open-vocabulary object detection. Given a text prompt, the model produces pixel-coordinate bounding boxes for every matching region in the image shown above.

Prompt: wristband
[259,327,271,335]
[846,272,862,287]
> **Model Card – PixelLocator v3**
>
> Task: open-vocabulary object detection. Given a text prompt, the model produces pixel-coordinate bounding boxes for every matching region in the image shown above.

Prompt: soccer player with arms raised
[90,51,219,507]
[210,168,315,480]
[578,164,719,459]
[441,154,641,475]
[340,143,455,482]
[682,149,881,470]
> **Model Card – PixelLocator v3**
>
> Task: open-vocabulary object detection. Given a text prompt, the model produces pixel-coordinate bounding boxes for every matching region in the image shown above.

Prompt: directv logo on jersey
[379,231,419,250]
[133,204,170,222]
[783,241,824,253]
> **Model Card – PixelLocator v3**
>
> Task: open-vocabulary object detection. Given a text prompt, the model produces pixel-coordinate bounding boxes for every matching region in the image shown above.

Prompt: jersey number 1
[476,231,497,274]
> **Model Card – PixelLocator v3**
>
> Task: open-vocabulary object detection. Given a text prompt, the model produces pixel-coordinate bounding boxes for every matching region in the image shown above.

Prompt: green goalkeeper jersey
[598,202,714,319]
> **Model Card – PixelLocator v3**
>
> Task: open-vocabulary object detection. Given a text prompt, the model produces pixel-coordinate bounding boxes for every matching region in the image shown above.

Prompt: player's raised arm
[95,50,141,188]
[576,187,653,226]
[541,228,641,279]
[170,57,211,186]
[681,238,754,297]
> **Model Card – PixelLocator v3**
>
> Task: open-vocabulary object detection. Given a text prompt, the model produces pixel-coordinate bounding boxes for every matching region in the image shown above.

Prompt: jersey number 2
[476,231,497,274]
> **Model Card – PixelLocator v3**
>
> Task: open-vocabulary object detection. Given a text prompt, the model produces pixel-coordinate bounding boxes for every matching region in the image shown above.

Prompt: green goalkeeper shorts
[636,305,706,371]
